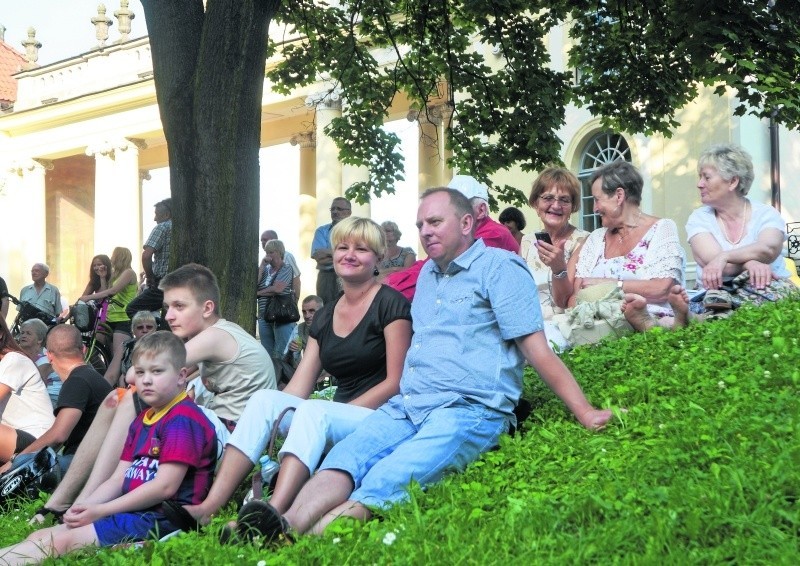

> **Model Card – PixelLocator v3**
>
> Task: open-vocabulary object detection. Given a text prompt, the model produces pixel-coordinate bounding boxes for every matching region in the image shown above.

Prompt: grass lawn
[0,299,798,564]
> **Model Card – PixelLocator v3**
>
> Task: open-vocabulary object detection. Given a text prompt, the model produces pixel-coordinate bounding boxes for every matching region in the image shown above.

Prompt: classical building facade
[1,7,797,316]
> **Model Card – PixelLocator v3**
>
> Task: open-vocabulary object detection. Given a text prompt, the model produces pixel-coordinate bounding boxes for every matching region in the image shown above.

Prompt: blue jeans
[320,399,508,508]
[258,318,295,359]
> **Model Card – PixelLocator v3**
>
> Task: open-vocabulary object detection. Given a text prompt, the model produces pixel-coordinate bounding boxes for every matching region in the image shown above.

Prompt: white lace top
[576,219,686,316]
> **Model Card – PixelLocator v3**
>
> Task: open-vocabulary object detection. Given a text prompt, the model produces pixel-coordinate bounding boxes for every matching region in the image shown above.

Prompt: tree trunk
[142,0,280,333]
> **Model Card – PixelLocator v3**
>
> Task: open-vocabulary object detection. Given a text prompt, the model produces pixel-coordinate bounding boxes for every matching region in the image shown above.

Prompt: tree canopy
[270,0,800,206]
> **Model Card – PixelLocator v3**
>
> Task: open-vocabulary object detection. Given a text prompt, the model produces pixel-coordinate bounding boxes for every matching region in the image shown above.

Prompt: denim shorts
[320,400,508,509]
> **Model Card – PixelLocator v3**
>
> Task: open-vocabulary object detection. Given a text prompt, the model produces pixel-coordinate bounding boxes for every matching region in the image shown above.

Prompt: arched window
[577,132,631,231]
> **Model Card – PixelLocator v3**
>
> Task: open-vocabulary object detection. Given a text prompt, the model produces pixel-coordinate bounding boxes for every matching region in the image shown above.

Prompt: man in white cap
[447,175,519,254]
[385,175,519,300]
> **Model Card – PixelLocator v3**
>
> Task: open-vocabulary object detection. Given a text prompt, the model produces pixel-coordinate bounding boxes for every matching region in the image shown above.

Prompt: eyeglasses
[539,195,573,205]
[330,206,351,212]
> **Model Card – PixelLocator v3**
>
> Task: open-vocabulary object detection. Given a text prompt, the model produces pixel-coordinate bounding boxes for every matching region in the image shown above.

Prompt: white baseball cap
[448,175,489,202]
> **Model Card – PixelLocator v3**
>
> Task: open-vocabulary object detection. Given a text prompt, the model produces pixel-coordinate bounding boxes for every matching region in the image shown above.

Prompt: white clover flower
[764,370,771,378]
[763,330,771,338]
[332,537,341,544]
[257,561,266,566]
[718,380,725,389]
[659,424,665,429]
[383,531,397,545]
[773,353,780,359]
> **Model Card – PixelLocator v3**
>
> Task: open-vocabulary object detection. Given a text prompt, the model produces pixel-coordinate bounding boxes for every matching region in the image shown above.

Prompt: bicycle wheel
[85,341,112,374]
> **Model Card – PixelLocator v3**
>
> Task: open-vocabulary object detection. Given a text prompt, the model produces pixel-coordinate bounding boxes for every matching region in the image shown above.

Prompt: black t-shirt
[0,277,8,299]
[55,365,113,455]
[311,285,411,403]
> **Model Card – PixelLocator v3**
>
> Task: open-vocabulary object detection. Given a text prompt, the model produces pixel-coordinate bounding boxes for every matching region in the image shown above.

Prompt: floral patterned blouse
[520,227,588,319]
[576,219,685,316]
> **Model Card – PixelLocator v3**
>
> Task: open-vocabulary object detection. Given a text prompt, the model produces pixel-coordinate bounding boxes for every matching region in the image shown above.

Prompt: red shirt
[386,217,518,301]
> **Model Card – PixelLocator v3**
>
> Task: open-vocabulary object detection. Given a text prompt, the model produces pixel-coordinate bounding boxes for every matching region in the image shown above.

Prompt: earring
[373,267,380,277]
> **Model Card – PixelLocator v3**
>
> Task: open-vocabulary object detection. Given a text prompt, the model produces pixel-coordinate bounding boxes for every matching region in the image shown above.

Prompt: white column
[290,131,317,262]
[307,90,343,226]
[7,158,51,270]
[411,102,453,191]
[86,138,145,260]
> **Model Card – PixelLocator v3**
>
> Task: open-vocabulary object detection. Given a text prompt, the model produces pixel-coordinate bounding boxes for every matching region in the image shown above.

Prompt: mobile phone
[534,231,552,245]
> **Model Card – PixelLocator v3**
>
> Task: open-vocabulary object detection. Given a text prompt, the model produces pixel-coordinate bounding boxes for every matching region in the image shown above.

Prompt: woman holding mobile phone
[520,167,588,321]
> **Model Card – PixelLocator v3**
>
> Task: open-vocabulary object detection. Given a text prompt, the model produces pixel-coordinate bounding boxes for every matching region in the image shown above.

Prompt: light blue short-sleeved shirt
[19,282,62,318]
[311,223,334,272]
[386,239,544,425]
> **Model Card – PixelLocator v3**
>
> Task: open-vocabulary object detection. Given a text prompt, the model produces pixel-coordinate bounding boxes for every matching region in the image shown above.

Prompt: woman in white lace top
[571,161,685,318]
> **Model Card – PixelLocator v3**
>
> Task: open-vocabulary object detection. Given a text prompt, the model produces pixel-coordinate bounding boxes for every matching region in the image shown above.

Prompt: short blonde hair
[331,217,386,259]
[132,330,186,368]
[263,239,285,259]
[697,144,754,196]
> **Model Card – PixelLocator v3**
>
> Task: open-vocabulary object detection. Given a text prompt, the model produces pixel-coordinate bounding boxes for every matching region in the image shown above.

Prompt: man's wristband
[553,270,568,279]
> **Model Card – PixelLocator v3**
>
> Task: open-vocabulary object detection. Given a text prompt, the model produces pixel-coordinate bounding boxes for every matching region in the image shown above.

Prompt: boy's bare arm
[76,460,129,506]
[185,326,238,366]
[63,462,189,528]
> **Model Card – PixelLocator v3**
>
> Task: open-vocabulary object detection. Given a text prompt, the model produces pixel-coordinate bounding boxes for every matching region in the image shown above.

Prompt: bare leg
[103,332,128,386]
[667,284,691,329]
[0,425,18,463]
[306,499,372,536]
[283,469,354,535]
[0,523,98,565]
[184,445,254,525]
[74,390,136,502]
[268,454,310,514]
[621,293,656,332]
[30,390,120,524]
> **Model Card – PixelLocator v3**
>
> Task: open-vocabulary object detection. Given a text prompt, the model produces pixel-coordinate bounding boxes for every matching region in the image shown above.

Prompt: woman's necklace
[615,210,642,244]
[344,282,377,309]
[719,199,748,245]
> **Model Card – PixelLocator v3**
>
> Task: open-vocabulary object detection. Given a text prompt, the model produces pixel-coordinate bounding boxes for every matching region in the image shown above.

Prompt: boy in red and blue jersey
[0,331,216,564]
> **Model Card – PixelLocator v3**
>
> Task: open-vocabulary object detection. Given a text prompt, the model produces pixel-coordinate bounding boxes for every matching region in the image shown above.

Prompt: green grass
[1,299,799,564]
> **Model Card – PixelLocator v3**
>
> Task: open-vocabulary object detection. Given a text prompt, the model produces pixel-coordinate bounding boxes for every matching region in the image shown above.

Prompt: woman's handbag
[263,292,300,324]
[552,285,633,346]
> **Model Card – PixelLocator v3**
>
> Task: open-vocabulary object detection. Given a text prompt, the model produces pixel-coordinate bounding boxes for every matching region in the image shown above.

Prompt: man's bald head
[46,324,84,360]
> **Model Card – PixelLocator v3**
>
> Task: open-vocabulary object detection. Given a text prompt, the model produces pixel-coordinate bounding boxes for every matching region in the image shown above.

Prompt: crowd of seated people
[0,143,796,560]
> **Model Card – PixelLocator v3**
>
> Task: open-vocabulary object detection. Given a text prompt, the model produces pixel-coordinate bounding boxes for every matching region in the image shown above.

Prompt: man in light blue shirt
[238,187,614,542]
[20,263,63,319]
[310,197,351,304]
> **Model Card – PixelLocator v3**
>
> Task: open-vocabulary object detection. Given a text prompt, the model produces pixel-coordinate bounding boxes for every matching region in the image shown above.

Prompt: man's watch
[553,270,568,279]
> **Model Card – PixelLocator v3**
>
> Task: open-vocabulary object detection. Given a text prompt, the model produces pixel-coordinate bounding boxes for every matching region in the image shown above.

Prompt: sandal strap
[34,506,65,523]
